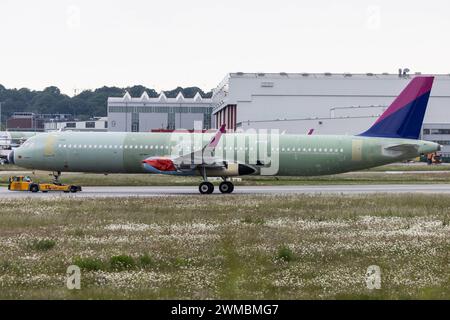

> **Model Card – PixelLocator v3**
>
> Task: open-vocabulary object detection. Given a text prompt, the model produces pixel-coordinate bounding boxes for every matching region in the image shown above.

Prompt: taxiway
[1,184,450,198]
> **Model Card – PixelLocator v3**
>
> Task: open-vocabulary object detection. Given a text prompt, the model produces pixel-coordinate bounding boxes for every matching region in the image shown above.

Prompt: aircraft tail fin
[359,76,434,139]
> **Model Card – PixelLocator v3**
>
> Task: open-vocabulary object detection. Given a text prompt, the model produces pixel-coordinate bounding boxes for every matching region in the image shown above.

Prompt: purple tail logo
[360,76,434,139]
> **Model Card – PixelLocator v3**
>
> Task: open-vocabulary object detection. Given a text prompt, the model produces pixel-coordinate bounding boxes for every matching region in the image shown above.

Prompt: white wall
[213,73,450,134]
[139,113,168,131]
[176,113,204,130]
[238,116,376,136]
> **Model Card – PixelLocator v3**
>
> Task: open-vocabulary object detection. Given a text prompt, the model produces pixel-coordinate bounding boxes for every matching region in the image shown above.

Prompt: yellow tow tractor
[8,176,82,193]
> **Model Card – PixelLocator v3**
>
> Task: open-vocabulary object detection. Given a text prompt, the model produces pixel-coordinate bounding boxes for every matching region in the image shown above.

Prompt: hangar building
[211,72,450,157]
[107,92,213,132]
[44,117,108,132]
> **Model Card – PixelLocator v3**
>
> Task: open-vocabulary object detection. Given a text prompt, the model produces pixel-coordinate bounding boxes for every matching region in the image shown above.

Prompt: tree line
[0,84,212,124]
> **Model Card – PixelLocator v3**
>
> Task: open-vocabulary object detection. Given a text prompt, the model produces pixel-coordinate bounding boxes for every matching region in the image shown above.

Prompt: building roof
[108,91,212,104]
[226,72,450,80]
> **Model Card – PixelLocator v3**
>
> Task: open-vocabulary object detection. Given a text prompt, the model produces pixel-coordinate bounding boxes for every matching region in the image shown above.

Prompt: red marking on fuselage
[142,158,176,171]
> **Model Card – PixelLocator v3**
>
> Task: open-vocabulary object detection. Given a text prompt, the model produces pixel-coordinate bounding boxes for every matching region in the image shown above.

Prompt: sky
[0,0,449,95]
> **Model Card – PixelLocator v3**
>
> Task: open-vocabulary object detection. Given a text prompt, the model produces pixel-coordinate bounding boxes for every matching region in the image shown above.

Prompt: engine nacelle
[205,163,256,177]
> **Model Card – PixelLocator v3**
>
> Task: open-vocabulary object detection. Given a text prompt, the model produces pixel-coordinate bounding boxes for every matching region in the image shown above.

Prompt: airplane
[0,131,38,149]
[9,76,440,194]
[0,131,39,163]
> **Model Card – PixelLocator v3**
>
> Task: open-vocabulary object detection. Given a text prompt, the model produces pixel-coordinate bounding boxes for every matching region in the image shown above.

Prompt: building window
[261,81,274,87]
[434,140,450,145]
[66,122,76,128]
[168,113,175,130]
[86,121,95,128]
[430,129,450,135]
[131,113,139,132]
[423,129,430,134]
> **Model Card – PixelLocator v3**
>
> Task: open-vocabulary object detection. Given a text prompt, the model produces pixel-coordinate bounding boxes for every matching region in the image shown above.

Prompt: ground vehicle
[425,152,442,165]
[7,176,82,193]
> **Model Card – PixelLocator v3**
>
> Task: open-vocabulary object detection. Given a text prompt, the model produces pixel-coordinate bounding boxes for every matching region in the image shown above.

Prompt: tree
[0,84,213,123]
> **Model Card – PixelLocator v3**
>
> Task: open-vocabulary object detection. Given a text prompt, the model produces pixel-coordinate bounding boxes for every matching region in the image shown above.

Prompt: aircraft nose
[7,150,14,164]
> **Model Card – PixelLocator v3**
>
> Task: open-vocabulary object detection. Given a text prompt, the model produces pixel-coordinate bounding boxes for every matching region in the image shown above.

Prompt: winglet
[205,124,226,150]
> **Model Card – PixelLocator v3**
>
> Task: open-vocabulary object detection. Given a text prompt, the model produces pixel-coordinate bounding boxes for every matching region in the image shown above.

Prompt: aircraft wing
[173,124,226,165]
[142,125,227,173]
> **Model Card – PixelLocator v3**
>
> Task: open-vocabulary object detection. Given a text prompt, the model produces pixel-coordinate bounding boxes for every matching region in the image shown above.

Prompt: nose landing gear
[50,171,62,185]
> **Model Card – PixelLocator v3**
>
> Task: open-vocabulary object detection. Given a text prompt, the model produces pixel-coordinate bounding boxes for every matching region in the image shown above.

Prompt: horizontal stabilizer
[384,144,419,152]
[383,144,419,157]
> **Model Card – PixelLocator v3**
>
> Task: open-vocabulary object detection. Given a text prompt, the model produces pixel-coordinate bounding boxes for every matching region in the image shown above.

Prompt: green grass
[138,254,155,269]
[276,246,296,262]
[366,164,450,171]
[29,239,56,251]
[73,257,105,272]
[0,164,23,172]
[109,255,136,271]
[2,169,450,187]
[0,194,448,299]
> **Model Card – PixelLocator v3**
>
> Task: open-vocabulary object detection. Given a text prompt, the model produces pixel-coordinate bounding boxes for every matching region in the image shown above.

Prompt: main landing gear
[199,181,214,194]
[198,180,234,194]
[219,181,234,194]
[198,167,234,194]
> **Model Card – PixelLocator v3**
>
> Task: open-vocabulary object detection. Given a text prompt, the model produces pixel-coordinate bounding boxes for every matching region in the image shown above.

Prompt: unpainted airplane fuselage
[12,131,439,176]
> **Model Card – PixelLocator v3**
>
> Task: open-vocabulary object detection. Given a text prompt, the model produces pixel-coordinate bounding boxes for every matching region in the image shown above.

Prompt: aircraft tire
[29,184,39,193]
[219,181,234,194]
[199,182,214,194]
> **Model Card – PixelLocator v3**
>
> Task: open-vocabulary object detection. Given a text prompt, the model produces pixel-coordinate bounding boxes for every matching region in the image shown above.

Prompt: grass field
[1,163,449,172]
[368,163,450,171]
[2,168,450,187]
[0,194,448,299]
